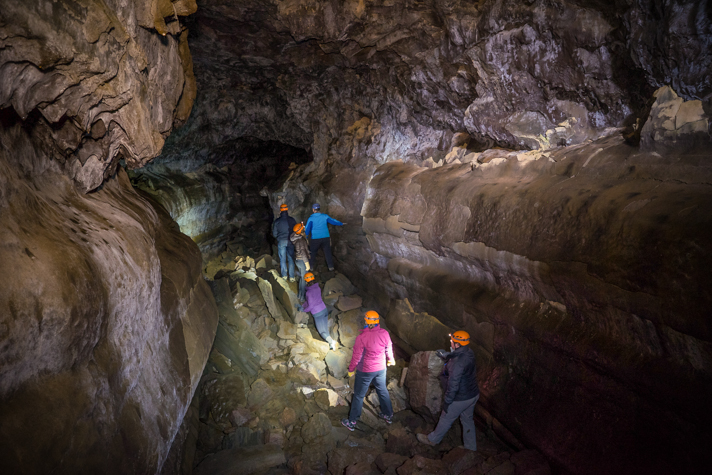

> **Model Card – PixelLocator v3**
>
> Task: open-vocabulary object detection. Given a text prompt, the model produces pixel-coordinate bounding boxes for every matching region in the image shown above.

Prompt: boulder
[277,321,298,340]
[442,447,485,475]
[300,413,332,444]
[229,407,252,427]
[324,273,356,296]
[257,277,289,321]
[375,453,409,473]
[290,354,327,384]
[211,279,270,377]
[404,351,444,422]
[337,295,363,312]
[279,407,297,428]
[193,444,286,475]
[366,378,408,414]
[385,427,418,457]
[325,348,351,379]
[268,269,302,322]
[344,461,381,475]
[314,388,340,410]
[329,447,382,475]
[396,455,447,475]
[247,379,274,408]
[386,299,452,353]
[338,308,365,348]
[202,374,247,424]
[640,86,710,152]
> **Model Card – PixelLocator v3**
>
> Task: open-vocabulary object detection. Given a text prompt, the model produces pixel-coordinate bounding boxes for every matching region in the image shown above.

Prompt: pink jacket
[348,325,395,373]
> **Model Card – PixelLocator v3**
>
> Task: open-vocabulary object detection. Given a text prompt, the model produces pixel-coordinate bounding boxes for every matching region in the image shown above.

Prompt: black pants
[309,237,334,269]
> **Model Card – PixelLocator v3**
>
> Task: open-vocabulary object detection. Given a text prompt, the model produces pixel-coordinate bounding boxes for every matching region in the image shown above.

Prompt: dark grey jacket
[272,211,297,241]
[442,345,479,404]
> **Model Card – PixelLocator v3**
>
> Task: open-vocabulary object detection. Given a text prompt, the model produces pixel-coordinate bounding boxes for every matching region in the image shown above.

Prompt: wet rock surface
[180,250,549,475]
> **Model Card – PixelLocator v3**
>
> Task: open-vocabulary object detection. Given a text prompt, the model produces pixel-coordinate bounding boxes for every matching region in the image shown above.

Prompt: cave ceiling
[167,0,711,163]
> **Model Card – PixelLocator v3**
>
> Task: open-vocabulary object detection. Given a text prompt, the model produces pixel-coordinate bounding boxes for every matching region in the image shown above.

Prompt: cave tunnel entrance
[129,136,312,263]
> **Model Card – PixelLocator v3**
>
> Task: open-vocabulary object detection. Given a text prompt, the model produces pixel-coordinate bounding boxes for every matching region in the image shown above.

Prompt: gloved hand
[387,359,396,366]
[296,304,303,312]
[347,371,355,378]
[442,402,450,413]
[435,349,448,359]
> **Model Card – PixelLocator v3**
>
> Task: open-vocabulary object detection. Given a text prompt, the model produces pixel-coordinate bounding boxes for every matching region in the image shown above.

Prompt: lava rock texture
[0,1,217,474]
[154,1,708,473]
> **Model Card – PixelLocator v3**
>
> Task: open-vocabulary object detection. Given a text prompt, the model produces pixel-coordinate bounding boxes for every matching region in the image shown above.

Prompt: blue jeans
[348,369,393,422]
[312,308,331,343]
[427,395,479,451]
[295,259,307,300]
[277,240,295,279]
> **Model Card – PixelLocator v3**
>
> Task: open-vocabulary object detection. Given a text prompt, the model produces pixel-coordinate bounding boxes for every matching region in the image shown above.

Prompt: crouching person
[296,272,337,350]
[417,331,480,451]
[341,311,395,431]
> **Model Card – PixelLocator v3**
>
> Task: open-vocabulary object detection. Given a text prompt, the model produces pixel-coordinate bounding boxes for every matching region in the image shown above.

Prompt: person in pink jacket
[341,310,395,431]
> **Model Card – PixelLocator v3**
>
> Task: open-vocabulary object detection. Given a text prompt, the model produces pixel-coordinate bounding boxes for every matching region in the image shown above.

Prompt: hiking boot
[328,267,335,271]
[341,419,356,432]
[417,433,436,446]
[378,413,393,424]
[289,277,296,282]
[329,339,338,351]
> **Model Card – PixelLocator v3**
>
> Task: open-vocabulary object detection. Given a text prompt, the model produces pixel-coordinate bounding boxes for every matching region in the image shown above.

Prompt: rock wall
[0,1,217,473]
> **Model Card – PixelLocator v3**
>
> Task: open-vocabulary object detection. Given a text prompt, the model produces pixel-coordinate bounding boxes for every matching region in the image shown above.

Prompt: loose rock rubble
[180,251,552,475]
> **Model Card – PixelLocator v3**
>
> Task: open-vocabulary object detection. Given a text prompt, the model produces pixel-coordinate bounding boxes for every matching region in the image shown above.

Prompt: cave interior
[1,1,711,475]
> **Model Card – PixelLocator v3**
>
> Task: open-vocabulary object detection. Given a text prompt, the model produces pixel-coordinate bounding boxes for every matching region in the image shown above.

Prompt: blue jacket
[305,212,343,239]
[272,212,297,241]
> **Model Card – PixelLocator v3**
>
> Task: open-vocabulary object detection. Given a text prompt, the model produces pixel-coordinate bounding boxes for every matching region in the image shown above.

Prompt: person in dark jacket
[304,203,344,271]
[417,330,480,451]
[272,204,297,281]
[290,223,310,301]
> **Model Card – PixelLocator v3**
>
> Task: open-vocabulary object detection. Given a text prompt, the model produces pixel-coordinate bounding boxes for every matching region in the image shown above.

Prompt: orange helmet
[293,223,305,234]
[280,204,288,212]
[364,310,380,324]
[304,272,315,282]
[450,330,470,346]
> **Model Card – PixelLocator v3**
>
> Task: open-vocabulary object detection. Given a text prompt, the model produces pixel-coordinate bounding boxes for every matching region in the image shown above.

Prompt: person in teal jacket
[304,203,344,271]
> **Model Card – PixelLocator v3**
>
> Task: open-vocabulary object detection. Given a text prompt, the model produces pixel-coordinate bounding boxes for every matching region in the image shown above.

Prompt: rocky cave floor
[184,241,552,475]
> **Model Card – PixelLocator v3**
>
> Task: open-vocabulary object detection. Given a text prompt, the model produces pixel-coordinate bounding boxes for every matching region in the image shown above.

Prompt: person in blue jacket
[272,204,297,281]
[304,203,344,271]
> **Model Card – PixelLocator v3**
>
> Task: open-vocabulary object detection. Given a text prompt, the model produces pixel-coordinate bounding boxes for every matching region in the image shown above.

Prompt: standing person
[272,204,297,281]
[341,311,396,431]
[296,272,338,351]
[304,203,344,271]
[290,223,310,301]
[417,331,480,451]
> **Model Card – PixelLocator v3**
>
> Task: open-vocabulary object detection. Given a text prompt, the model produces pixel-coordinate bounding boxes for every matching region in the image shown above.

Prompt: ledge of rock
[0,121,218,473]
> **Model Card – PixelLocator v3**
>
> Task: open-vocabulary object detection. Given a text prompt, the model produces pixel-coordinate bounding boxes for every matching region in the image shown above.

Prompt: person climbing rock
[417,330,480,451]
[290,222,310,301]
[304,203,344,271]
[341,310,395,431]
[272,203,297,281]
[296,272,338,351]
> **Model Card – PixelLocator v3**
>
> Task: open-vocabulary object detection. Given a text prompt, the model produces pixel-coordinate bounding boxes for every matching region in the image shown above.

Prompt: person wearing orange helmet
[341,310,396,431]
[290,222,310,301]
[296,272,337,351]
[272,204,297,281]
[417,330,480,451]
